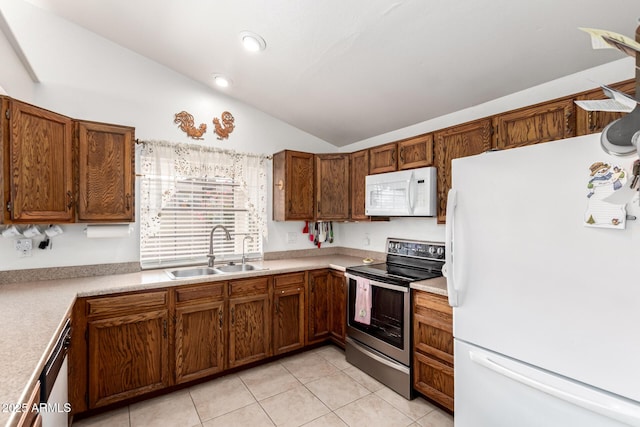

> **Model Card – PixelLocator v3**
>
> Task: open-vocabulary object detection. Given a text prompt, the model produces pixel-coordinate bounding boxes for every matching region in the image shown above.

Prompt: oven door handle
[345,273,409,293]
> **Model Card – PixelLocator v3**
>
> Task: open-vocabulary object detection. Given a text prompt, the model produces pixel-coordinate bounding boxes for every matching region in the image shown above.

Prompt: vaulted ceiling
[14,0,640,146]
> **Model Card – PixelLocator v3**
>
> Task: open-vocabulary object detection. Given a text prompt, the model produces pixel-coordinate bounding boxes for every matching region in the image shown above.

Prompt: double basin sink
[166,263,263,280]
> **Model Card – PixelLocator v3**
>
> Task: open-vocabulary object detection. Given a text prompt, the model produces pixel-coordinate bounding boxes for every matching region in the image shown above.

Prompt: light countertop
[0,255,448,426]
[0,255,367,427]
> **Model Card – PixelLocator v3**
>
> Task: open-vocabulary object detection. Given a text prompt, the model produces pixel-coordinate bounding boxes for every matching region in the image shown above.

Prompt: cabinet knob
[66,191,74,210]
[126,194,131,211]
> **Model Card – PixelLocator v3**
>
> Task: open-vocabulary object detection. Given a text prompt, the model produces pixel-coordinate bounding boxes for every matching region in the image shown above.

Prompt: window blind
[140,174,262,268]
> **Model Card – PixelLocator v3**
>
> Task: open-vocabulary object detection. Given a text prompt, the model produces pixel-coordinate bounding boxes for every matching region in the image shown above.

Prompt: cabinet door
[413,290,454,411]
[434,118,492,223]
[398,133,433,170]
[307,269,330,344]
[228,293,271,368]
[369,143,397,174]
[273,286,305,355]
[350,149,369,220]
[88,309,170,408]
[273,150,314,221]
[175,300,225,384]
[5,99,74,223]
[575,79,635,136]
[315,154,350,220]
[329,271,346,346]
[493,98,574,150]
[77,121,135,222]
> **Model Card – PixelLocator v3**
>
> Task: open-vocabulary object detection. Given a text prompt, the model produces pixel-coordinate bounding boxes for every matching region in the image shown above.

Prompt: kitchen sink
[166,267,222,279]
[214,263,259,273]
[166,263,262,279]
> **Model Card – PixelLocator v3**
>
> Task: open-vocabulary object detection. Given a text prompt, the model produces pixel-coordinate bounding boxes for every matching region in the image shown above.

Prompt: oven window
[348,280,405,349]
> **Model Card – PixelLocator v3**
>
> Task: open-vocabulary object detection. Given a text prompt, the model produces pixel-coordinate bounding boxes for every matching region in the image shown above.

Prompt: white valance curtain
[138,140,270,245]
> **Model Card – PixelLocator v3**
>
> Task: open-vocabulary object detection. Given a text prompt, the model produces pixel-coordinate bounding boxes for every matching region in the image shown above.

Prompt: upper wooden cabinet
[1,97,75,223]
[349,149,369,221]
[434,118,492,223]
[575,79,635,136]
[398,133,433,170]
[76,121,135,222]
[493,98,575,150]
[273,150,314,221]
[369,142,397,174]
[315,154,350,220]
[0,97,135,224]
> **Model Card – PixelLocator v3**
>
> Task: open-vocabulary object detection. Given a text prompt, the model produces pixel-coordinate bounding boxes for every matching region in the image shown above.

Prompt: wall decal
[213,111,235,140]
[174,111,207,140]
[584,161,627,229]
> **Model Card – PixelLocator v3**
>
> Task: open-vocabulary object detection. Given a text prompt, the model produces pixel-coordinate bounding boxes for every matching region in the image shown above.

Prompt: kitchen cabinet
[76,121,135,222]
[434,118,492,223]
[273,272,306,355]
[272,150,314,221]
[307,269,330,344]
[492,98,575,150]
[174,282,226,384]
[227,277,271,368]
[328,270,346,346]
[349,149,369,220]
[315,153,350,220]
[412,290,454,411]
[575,79,635,136]
[369,142,397,174]
[1,97,75,223]
[397,133,433,170]
[85,291,170,408]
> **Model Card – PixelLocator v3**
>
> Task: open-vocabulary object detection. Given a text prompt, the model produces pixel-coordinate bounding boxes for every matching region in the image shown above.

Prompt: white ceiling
[17,0,640,146]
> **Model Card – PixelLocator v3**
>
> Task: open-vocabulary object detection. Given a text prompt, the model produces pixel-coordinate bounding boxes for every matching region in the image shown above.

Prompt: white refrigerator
[445,133,640,426]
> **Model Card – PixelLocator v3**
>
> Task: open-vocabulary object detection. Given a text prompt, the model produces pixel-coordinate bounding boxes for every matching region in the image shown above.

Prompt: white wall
[0,0,635,269]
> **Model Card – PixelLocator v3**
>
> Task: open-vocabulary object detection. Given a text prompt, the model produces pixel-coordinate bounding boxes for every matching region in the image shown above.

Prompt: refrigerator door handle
[469,350,640,426]
[445,188,458,307]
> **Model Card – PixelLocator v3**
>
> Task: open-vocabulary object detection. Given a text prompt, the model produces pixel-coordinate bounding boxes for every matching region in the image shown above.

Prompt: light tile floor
[72,345,454,427]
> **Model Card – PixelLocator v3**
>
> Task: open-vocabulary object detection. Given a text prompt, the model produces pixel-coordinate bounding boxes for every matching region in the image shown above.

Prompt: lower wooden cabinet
[328,270,346,346]
[273,272,306,354]
[228,277,271,368]
[87,304,170,408]
[413,290,454,411]
[307,269,330,344]
[174,282,226,384]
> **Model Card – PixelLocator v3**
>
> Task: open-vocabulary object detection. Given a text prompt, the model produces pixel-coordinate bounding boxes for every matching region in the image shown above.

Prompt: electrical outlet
[15,238,32,257]
[287,232,297,244]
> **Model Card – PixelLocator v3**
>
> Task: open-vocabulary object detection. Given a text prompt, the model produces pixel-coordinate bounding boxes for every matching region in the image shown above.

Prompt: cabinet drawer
[175,282,226,305]
[86,291,168,317]
[413,351,454,411]
[274,272,305,290]
[229,277,270,298]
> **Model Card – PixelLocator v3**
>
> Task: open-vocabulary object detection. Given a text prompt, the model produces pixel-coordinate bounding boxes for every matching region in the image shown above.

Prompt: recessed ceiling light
[239,31,266,52]
[213,74,232,88]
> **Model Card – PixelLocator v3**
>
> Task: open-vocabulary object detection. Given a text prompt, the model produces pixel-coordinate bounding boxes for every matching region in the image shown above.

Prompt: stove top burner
[345,238,445,287]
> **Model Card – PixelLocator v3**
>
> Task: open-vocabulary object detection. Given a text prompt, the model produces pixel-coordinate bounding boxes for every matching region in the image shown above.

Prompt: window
[139,141,269,269]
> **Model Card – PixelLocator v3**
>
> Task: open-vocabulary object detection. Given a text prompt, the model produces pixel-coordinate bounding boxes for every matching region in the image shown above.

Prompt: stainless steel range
[345,238,445,399]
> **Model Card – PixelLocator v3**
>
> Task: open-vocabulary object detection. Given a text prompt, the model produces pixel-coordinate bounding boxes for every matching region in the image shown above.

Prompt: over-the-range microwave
[365,166,436,217]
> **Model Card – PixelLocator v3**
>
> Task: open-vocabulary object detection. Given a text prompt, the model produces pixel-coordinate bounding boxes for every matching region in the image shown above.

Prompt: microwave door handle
[408,177,415,212]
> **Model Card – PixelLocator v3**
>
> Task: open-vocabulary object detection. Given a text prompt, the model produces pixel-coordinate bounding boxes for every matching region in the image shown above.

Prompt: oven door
[345,273,410,365]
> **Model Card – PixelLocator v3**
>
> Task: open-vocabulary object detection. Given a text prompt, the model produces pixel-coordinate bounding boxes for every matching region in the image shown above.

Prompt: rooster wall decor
[213,111,235,140]
[174,111,207,140]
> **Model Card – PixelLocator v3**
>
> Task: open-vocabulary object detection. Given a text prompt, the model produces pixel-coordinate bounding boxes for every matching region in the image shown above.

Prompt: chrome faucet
[242,235,254,265]
[207,225,231,267]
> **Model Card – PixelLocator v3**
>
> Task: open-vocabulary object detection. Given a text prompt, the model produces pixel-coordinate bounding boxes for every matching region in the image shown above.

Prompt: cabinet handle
[399,147,405,164]
[275,301,279,314]
[391,149,396,164]
[66,191,74,210]
[231,307,235,325]
[163,319,167,338]
[219,310,223,330]
[126,194,131,211]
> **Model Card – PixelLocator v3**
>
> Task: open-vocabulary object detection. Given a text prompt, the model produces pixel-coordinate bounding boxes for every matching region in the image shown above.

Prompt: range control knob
[427,246,436,255]
[436,247,444,257]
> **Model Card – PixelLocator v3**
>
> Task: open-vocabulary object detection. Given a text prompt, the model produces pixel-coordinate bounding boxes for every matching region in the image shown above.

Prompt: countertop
[0,255,449,426]
[0,255,365,427]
